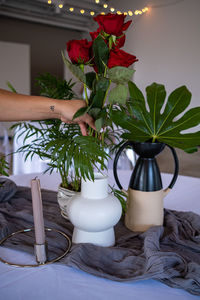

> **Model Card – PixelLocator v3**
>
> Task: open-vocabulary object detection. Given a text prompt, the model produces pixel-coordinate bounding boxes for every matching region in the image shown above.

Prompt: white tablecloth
[0,171,199,300]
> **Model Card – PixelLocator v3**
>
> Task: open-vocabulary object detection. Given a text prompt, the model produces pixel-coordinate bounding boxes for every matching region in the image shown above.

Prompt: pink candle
[31,178,46,245]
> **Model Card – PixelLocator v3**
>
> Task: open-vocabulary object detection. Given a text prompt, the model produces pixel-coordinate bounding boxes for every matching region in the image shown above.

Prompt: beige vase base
[125,188,170,232]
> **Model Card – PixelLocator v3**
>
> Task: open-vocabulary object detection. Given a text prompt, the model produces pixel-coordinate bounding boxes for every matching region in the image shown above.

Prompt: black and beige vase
[113,141,179,232]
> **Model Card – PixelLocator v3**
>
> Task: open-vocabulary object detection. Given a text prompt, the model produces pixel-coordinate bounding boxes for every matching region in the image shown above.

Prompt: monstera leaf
[112,82,200,151]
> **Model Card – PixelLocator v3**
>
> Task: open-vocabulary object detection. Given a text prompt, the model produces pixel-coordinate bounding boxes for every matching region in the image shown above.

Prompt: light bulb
[128,10,133,16]
[117,11,122,15]
[103,4,108,8]
[69,7,74,12]
[58,4,63,8]
[101,12,105,15]
[95,0,100,3]
[47,0,52,4]
[80,9,85,14]
[110,7,115,12]
[90,11,95,16]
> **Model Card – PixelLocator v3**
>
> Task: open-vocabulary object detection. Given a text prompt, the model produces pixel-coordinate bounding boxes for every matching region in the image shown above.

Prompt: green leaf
[93,35,109,74]
[35,72,76,100]
[113,82,200,150]
[91,89,105,108]
[157,85,191,133]
[108,84,128,104]
[62,52,86,84]
[95,118,104,131]
[72,106,88,120]
[146,83,166,133]
[108,66,135,84]
[7,81,17,93]
[88,108,102,119]
[85,72,96,89]
[128,81,145,102]
[95,77,110,92]
[0,156,9,177]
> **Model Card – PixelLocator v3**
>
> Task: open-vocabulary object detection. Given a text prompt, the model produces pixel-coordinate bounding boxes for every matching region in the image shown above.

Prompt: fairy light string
[46,0,149,17]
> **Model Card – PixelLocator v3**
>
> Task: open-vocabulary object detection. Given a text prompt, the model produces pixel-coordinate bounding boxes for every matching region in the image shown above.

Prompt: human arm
[0,89,95,135]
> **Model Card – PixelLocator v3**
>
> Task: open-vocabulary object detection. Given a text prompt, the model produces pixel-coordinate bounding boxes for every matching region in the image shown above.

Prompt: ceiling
[0,0,110,32]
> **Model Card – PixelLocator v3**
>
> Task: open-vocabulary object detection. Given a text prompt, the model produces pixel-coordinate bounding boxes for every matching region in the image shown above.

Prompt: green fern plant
[10,73,109,191]
[0,156,9,177]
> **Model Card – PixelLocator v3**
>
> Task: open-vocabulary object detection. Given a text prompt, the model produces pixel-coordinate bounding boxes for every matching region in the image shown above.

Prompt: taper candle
[31,178,46,245]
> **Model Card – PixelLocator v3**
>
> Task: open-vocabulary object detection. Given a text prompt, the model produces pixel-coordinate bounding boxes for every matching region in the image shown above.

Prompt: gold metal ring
[0,227,71,267]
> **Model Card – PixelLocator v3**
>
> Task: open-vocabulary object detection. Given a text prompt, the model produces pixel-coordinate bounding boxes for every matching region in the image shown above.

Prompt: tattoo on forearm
[50,105,55,112]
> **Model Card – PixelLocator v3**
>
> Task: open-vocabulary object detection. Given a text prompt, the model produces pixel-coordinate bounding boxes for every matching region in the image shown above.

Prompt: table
[0,171,199,300]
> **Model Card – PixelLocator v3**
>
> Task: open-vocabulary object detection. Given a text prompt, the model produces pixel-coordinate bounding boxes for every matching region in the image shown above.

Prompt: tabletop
[0,171,199,300]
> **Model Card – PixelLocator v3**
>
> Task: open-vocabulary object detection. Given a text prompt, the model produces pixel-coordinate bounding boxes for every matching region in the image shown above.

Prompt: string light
[143,7,149,12]
[46,1,149,17]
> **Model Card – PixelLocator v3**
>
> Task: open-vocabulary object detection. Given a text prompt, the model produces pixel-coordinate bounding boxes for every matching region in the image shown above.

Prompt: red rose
[67,39,92,64]
[108,48,138,68]
[90,29,101,41]
[115,34,125,48]
[94,13,132,37]
[90,30,125,49]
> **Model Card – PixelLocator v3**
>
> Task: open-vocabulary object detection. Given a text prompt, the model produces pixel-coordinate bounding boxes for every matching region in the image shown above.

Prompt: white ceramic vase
[67,173,122,247]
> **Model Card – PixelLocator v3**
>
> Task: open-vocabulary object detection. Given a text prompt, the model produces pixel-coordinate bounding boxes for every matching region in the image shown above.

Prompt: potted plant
[12,13,139,222]
[11,73,108,218]
[60,13,138,215]
[111,81,200,231]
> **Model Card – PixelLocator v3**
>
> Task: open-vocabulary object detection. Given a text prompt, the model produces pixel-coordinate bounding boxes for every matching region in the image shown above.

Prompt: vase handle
[164,144,179,189]
[113,141,133,190]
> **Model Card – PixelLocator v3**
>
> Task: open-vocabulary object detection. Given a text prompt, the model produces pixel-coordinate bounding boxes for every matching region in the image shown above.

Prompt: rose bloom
[90,30,125,49]
[93,13,132,37]
[67,39,92,64]
[108,48,138,68]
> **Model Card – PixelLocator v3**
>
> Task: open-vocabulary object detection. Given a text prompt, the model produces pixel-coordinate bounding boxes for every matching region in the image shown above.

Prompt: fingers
[83,114,96,130]
[78,122,87,136]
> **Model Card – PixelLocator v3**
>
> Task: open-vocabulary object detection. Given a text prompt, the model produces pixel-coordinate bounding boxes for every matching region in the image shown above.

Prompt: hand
[60,100,96,136]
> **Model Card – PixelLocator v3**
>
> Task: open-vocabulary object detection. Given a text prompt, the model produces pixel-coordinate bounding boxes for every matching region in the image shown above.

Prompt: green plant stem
[79,64,89,105]
[101,131,105,146]
[83,83,89,105]
[89,127,94,137]
[103,80,111,106]
[152,135,157,143]
[58,165,68,188]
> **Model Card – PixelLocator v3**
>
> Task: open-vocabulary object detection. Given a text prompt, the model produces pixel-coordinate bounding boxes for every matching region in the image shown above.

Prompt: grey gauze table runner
[0,179,200,296]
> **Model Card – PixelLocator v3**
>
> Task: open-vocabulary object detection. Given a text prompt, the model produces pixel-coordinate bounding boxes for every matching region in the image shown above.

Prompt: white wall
[0,41,30,135]
[109,0,200,109]
[0,41,30,94]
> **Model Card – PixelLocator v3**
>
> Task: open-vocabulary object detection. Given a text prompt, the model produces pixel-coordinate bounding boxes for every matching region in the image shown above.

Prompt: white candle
[31,178,46,245]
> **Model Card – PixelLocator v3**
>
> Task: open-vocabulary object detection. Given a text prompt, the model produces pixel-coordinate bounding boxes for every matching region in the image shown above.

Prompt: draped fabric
[0,180,200,295]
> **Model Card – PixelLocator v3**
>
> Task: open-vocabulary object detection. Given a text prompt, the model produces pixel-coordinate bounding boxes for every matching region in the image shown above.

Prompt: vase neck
[81,174,108,199]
